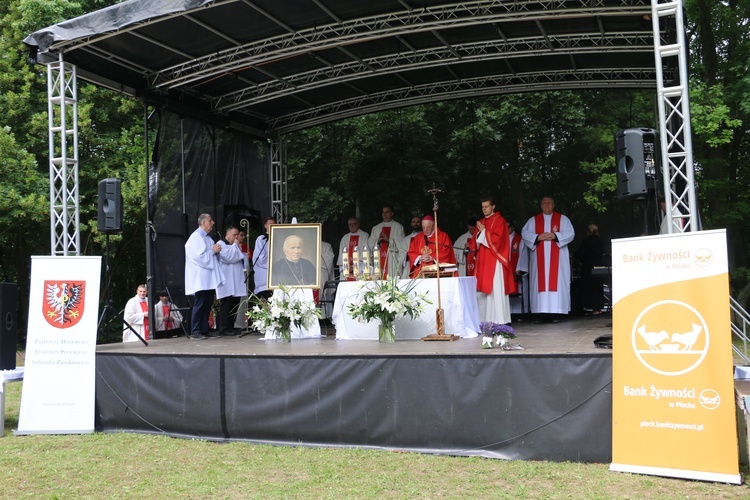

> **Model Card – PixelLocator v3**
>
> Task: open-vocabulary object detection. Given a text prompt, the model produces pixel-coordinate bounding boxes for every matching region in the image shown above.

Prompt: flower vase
[276,325,292,343]
[378,315,396,343]
[496,335,508,349]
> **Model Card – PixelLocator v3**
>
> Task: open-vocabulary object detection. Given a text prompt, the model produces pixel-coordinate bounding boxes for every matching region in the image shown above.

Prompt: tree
[686,0,750,271]
[0,0,147,343]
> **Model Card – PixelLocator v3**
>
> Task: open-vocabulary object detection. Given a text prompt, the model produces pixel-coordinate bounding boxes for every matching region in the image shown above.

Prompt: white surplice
[216,240,248,299]
[368,220,405,278]
[521,213,575,314]
[184,227,225,295]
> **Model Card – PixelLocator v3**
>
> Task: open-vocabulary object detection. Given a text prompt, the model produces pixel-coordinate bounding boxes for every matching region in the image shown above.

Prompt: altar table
[332,277,480,339]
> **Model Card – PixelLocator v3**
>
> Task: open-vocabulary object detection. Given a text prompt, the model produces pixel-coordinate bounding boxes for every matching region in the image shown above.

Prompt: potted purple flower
[480,321,516,349]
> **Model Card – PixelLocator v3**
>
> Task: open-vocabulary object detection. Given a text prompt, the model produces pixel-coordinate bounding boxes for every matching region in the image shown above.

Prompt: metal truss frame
[150,0,652,90]
[47,54,80,256]
[213,32,654,114]
[270,137,287,224]
[42,0,695,254]
[271,67,658,133]
[652,0,696,233]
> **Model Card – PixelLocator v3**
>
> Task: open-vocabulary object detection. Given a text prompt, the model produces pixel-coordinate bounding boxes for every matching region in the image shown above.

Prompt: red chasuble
[162,304,173,330]
[534,212,562,291]
[465,234,477,277]
[407,230,456,278]
[376,226,392,278]
[471,211,516,295]
[139,300,150,340]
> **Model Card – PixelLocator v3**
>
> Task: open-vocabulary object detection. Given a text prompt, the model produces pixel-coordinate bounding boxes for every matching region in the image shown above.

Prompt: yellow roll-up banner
[610,229,739,483]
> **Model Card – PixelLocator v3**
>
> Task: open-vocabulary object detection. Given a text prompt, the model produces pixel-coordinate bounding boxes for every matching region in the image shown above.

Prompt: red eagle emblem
[43,281,85,329]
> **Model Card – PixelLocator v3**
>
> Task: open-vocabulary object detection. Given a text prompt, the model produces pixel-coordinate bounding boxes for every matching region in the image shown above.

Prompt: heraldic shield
[43,281,86,329]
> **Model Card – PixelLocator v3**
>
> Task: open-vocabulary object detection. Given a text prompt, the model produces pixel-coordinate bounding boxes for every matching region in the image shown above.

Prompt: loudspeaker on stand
[97,178,123,233]
[615,128,658,200]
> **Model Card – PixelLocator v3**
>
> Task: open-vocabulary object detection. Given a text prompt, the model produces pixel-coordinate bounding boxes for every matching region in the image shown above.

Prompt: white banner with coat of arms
[16,256,101,434]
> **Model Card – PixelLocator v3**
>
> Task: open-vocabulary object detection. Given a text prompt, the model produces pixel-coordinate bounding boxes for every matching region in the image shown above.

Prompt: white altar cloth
[263,288,322,340]
[332,277,480,339]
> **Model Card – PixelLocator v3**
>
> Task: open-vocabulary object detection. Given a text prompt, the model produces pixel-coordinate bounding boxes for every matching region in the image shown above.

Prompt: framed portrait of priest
[268,223,322,289]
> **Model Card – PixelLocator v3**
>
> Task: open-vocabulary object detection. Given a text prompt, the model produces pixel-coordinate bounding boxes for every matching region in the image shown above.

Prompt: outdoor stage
[94,315,614,462]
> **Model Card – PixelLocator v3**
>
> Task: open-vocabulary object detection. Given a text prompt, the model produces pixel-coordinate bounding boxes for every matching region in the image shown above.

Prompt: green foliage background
[2,0,750,343]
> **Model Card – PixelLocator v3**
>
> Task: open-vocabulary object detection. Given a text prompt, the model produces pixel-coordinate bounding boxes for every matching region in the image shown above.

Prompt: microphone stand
[421,183,459,341]
[239,227,271,338]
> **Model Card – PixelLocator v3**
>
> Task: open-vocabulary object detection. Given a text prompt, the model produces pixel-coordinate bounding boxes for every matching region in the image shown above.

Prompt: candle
[363,245,371,279]
[352,246,360,278]
[373,250,381,280]
[342,246,350,280]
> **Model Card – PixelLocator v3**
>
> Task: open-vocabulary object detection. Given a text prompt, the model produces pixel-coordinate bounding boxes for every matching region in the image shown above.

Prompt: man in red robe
[407,215,456,278]
[470,197,516,324]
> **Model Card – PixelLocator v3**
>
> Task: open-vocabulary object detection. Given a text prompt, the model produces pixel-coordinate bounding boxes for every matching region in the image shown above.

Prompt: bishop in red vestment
[407,215,456,278]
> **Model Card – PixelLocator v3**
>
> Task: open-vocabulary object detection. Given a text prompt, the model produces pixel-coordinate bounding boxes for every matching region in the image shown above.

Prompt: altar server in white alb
[320,240,335,285]
[454,218,477,277]
[217,225,248,336]
[153,292,183,338]
[368,205,405,279]
[521,196,575,321]
[123,284,149,342]
[252,216,276,300]
[337,216,369,280]
[185,213,225,340]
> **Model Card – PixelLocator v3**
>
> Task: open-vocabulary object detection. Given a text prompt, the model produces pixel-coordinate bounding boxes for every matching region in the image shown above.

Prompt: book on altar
[418,262,457,278]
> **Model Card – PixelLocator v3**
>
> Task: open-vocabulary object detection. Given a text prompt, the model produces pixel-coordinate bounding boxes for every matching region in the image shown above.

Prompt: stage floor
[96,314,613,357]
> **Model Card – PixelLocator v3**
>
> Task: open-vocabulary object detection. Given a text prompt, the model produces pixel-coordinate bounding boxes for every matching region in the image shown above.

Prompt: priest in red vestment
[470,197,516,324]
[407,215,456,278]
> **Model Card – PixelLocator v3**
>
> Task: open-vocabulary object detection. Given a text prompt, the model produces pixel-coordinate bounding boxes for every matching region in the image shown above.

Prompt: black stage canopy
[24,0,662,137]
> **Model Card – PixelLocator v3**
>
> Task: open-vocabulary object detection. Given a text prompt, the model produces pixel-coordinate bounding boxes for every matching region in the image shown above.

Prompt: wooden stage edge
[96,314,613,357]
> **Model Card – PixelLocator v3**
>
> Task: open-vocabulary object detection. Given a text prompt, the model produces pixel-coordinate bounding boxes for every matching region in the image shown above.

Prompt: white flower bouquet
[247,286,320,341]
[347,278,431,342]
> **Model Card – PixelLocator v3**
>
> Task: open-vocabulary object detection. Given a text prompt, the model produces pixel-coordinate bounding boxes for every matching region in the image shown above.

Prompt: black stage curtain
[148,111,268,305]
[96,353,612,462]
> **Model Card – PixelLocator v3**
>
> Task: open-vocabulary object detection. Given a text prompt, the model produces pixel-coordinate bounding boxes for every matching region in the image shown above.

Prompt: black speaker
[0,283,18,370]
[615,128,658,200]
[98,178,123,233]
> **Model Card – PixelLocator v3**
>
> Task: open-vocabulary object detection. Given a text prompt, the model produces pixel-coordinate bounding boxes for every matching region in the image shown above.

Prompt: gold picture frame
[268,223,322,289]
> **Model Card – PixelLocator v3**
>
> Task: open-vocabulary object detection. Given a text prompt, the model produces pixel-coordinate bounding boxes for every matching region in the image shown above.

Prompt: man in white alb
[184,213,225,340]
[337,216,369,280]
[454,218,477,277]
[368,205,405,279]
[521,197,575,322]
[217,225,248,336]
[123,284,149,342]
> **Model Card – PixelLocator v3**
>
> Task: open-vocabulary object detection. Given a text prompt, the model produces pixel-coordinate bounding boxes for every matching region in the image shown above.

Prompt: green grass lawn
[2,354,748,498]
